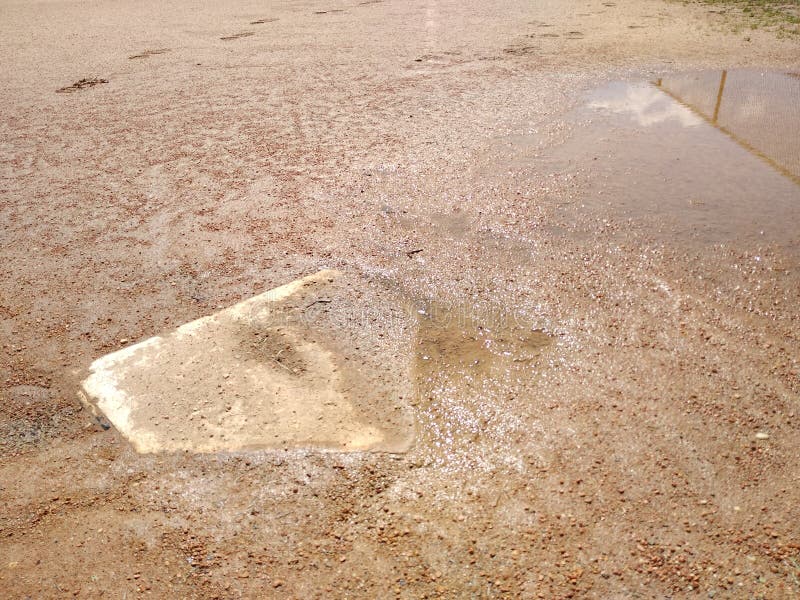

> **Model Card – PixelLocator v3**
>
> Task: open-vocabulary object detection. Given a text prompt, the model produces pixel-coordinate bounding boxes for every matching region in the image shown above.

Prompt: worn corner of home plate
[79,269,414,455]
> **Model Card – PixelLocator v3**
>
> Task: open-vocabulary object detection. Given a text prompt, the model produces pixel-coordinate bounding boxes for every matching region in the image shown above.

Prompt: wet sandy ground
[1,0,800,598]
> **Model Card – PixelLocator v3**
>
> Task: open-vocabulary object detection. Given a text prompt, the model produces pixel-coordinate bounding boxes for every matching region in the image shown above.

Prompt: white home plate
[79,270,414,454]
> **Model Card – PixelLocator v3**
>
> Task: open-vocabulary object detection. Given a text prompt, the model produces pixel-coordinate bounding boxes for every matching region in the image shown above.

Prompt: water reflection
[524,69,800,245]
[588,81,702,127]
[654,70,800,184]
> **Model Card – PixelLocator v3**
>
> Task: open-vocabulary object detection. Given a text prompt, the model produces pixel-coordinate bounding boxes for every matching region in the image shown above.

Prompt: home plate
[78,270,415,454]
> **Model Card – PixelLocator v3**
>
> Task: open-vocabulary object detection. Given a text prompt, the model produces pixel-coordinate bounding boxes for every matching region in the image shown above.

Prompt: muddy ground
[1,0,799,598]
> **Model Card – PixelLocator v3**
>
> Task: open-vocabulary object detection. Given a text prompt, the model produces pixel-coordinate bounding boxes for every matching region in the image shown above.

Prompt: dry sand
[1,0,799,598]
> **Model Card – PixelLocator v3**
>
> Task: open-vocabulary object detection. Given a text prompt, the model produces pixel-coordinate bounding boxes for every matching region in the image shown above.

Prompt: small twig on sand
[406,248,424,258]
[305,299,332,310]
[270,357,293,373]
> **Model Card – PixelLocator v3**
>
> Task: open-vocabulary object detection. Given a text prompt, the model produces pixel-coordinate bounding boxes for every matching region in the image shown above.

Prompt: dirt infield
[1,0,799,598]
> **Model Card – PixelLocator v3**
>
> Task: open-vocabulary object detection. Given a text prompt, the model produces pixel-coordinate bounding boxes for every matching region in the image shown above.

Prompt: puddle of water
[654,70,800,182]
[530,70,800,246]
[415,301,551,381]
[410,299,553,468]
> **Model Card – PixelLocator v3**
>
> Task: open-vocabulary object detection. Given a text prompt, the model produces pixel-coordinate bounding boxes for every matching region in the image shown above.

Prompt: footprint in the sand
[412,54,443,65]
[314,9,345,14]
[565,31,585,39]
[250,17,278,24]
[409,52,465,68]
[128,48,170,60]
[503,45,537,56]
[56,78,108,93]
[628,24,647,29]
[220,31,255,40]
